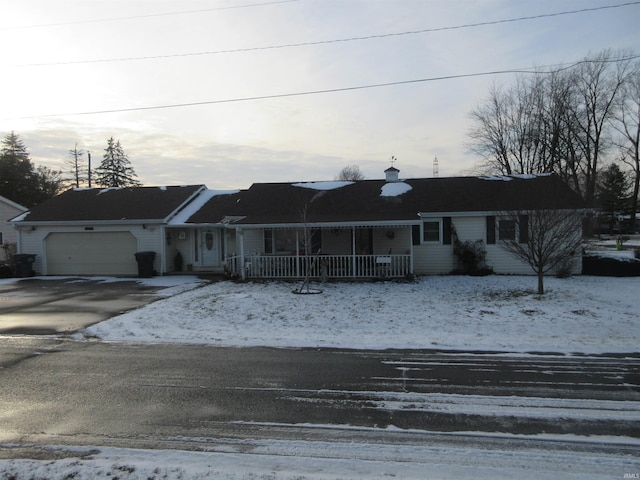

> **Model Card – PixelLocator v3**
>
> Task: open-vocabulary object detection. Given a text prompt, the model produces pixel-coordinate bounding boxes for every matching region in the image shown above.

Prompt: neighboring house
[9,169,586,278]
[0,195,28,263]
[9,185,206,276]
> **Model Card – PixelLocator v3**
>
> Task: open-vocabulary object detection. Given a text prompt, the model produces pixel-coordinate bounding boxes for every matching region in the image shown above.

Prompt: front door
[200,229,220,267]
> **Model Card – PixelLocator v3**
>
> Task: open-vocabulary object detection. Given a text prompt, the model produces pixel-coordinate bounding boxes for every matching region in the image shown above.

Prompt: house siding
[1,200,26,262]
[372,227,411,255]
[413,216,546,275]
[134,226,163,274]
[485,245,532,274]
[242,229,264,255]
[15,228,45,272]
[413,244,454,274]
[321,229,351,255]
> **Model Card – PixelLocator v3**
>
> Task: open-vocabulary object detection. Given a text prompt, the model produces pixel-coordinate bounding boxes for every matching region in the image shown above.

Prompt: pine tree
[598,163,631,233]
[0,132,64,206]
[0,132,38,206]
[95,137,141,188]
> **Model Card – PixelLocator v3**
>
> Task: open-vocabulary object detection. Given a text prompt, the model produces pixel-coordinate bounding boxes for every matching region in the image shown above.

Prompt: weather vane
[390,156,397,167]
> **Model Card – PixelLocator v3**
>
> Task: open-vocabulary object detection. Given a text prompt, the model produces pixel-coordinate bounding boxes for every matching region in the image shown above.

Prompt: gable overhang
[162,185,209,223]
[0,196,28,213]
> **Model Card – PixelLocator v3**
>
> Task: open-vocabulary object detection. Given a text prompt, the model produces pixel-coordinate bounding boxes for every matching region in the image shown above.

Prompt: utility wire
[7,1,640,68]
[12,54,640,120]
[0,0,298,30]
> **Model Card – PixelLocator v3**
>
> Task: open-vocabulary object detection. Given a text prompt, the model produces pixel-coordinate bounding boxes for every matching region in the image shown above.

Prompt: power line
[0,0,298,30]
[7,1,640,68]
[12,54,640,120]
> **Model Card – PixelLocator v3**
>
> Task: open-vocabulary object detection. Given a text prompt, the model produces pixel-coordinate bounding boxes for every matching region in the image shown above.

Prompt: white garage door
[46,232,139,275]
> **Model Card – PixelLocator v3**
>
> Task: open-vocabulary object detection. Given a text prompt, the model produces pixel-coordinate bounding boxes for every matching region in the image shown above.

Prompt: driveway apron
[0,278,165,335]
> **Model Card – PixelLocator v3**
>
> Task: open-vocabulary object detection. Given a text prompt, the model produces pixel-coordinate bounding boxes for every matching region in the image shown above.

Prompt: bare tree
[469,75,573,176]
[468,83,512,174]
[566,51,634,209]
[66,143,86,188]
[337,165,365,181]
[614,69,640,232]
[499,210,583,295]
[468,50,637,214]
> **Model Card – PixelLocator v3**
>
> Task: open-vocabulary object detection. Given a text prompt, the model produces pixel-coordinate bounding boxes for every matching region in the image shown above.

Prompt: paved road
[0,337,638,459]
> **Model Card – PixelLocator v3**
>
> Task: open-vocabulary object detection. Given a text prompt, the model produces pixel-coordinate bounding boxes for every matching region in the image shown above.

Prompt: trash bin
[134,251,156,278]
[14,254,36,278]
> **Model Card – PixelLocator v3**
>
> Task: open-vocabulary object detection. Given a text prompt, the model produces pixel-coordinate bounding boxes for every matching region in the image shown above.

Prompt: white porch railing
[226,254,411,279]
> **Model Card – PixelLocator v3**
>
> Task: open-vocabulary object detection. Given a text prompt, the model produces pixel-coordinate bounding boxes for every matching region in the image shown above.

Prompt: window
[355,228,372,254]
[264,229,322,255]
[423,221,441,242]
[264,229,273,253]
[498,219,516,241]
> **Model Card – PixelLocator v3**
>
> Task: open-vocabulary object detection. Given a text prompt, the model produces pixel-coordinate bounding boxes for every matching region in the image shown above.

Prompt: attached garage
[45,232,138,276]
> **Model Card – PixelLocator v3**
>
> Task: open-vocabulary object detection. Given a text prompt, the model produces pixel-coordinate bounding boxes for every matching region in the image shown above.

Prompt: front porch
[167,223,416,279]
[227,253,412,280]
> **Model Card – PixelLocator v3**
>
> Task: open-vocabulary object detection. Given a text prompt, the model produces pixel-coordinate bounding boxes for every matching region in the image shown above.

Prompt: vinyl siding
[241,229,264,255]
[413,243,455,274]
[1,201,26,261]
[456,216,532,274]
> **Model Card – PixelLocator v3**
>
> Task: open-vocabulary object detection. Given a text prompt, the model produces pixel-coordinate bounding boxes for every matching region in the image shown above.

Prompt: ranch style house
[9,168,586,279]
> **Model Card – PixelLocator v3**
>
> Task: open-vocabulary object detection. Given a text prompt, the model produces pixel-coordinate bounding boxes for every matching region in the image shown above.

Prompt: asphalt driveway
[0,277,186,335]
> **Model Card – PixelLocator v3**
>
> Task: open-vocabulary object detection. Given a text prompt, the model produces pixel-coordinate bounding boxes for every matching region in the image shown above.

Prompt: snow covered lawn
[86,275,639,355]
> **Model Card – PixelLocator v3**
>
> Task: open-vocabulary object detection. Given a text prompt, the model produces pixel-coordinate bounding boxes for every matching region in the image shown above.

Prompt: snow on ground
[4,273,639,479]
[86,275,639,354]
[1,434,639,480]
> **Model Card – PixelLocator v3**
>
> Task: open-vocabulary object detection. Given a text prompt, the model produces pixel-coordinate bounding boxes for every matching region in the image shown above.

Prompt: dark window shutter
[443,217,452,245]
[412,225,421,245]
[519,215,529,244]
[486,216,496,244]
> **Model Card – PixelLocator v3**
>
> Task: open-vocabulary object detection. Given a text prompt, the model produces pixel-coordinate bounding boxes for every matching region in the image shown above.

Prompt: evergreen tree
[0,132,38,206]
[0,132,64,206]
[95,137,141,188]
[598,163,631,233]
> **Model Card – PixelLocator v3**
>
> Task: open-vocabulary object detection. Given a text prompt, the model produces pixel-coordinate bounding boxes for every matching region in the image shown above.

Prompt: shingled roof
[185,174,585,226]
[13,185,205,223]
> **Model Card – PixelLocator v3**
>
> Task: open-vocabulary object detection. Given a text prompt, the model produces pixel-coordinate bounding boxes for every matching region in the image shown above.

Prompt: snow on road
[1,433,639,480]
[86,275,639,354]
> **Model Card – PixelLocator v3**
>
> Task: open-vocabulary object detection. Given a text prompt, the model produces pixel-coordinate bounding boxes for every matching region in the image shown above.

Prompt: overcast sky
[1,0,638,189]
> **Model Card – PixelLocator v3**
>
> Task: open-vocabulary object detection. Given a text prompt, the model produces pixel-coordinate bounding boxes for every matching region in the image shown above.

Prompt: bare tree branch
[498,209,583,294]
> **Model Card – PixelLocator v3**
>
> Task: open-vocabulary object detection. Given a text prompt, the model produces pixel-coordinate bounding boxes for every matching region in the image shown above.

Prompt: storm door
[200,229,220,267]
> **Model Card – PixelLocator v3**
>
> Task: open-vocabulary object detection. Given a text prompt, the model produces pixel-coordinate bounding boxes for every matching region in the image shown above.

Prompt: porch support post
[351,226,356,277]
[296,229,300,277]
[159,226,166,276]
[238,227,246,280]
[408,225,414,275]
